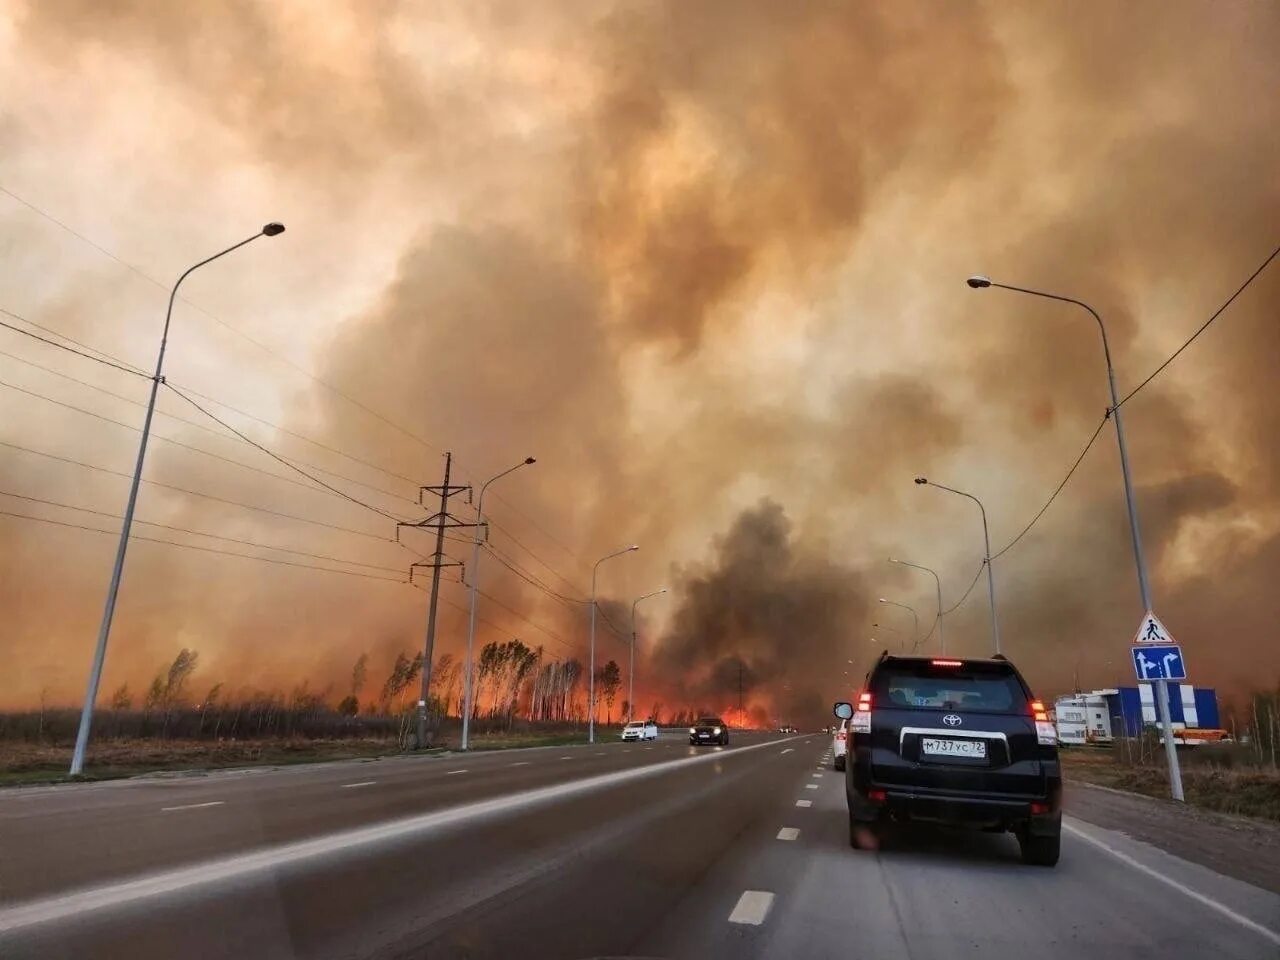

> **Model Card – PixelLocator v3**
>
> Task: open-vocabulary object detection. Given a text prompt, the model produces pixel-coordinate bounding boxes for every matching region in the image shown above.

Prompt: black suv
[834,654,1062,866]
[689,717,728,746]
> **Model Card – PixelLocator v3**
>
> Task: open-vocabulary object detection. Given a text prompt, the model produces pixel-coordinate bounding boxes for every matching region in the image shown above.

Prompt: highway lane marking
[775,827,799,841]
[340,781,376,789]
[811,773,823,778]
[728,890,774,926]
[1063,822,1280,948]
[508,761,530,767]
[594,752,606,756]
[160,801,224,812]
[559,755,573,760]
[795,800,812,807]
[0,734,808,935]
[445,770,468,776]
[804,783,819,790]
[780,748,794,754]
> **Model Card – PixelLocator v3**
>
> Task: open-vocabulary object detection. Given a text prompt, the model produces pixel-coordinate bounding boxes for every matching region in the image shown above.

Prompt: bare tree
[109,683,133,710]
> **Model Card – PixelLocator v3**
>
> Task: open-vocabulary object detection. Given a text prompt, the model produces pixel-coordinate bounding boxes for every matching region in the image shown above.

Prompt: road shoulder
[1066,780,1280,895]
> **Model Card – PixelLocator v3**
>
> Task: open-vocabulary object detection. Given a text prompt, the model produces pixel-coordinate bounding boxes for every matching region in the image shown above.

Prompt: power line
[0,508,408,583]
[0,488,406,574]
[0,437,393,542]
[165,383,413,524]
[0,183,448,462]
[0,375,422,513]
[0,353,421,506]
[485,543,588,605]
[1116,242,1280,411]
[990,415,1109,560]
[941,563,985,616]
[1,185,605,572]
[0,309,147,377]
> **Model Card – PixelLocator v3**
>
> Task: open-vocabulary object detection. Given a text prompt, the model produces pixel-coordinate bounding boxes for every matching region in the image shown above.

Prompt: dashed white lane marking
[340,781,376,789]
[795,800,812,807]
[508,761,530,767]
[560,755,573,760]
[811,773,823,778]
[780,748,794,754]
[776,827,800,841]
[728,890,775,926]
[160,801,224,812]
[445,770,468,776]
[1063,822,1280,947]
[0,735,808,935]
[804,784,819,790]
[595,752,606,756]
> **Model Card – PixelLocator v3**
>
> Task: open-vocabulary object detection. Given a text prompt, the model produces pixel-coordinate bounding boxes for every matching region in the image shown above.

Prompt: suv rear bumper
[848,771,1061,834]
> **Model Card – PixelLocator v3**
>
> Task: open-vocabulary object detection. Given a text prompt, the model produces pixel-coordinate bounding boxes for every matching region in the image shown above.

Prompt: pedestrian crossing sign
[1132,610,1176,645]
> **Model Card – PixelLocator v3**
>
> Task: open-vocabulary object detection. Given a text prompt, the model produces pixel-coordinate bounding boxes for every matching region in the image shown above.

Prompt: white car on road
[833,717,849,770]
[621,719,659,741]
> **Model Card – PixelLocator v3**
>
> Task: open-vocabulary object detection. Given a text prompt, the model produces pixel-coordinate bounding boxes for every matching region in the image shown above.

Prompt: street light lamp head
[878,598,888,604]
[523,456,537,465]
[627,544,640,551]
[262,222,286,237]
[966,275,991,289]
[913,477,928,485]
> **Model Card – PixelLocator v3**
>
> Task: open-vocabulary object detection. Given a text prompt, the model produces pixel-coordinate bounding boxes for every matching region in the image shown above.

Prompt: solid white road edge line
[728,890,775,926]
[1062,821,1280,947]
[775,827,799,841]
[0,735,805,933]
[159,801,224,812]
[340,782,376,789]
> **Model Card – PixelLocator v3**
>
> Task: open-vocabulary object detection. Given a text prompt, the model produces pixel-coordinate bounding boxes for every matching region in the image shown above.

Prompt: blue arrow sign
[1131,644,1187,682]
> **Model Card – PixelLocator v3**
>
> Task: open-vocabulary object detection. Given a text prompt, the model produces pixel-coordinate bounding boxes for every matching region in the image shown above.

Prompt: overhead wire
[0,437,393,542]
[0,489,407,574]
[1115,242,1280,411]
[0,508,408,583]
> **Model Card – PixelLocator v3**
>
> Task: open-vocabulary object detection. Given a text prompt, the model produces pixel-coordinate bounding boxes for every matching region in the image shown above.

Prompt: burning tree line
[0,640,642,745]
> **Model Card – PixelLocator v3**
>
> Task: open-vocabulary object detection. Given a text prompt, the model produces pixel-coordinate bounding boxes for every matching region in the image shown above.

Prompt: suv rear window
[870,660,1030,714]
[697,718,723,725]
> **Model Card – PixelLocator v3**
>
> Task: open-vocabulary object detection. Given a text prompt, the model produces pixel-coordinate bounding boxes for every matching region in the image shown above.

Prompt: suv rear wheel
[1018,827,1060,867]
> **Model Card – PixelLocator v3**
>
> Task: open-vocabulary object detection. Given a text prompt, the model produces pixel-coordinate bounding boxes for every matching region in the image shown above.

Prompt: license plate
[921,737,986,759]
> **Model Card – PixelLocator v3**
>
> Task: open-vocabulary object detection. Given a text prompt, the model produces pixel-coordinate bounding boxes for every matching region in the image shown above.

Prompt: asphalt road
[1,732,1278,959]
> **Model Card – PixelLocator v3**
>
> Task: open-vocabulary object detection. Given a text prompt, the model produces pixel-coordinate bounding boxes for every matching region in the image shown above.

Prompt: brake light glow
[1030,699,1048,721]
[931,659,963,667]
[852,691,872,734]
[868,788,887,803]
[1029,699,1057,745]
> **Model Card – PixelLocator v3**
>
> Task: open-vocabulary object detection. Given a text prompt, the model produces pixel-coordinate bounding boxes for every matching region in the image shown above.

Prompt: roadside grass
[1061,746,1280,823]
[0,726,610,786]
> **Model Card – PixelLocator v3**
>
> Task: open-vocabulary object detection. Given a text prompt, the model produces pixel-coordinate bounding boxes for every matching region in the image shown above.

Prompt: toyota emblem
[942,714,963,727]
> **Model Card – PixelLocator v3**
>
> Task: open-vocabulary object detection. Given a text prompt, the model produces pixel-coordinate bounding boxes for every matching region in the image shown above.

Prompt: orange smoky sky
[1,2,1278,725]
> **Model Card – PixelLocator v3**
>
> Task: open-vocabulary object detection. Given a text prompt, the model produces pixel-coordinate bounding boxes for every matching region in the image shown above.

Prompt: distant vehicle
[835,654,1062,866]
[621,719,658,742]
[832,717,849,771]
[778,725,797,734]
[690,717,728,745]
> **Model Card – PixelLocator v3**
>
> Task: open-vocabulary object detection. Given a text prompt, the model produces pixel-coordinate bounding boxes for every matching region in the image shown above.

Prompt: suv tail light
[1030,699,1057,745]
[852,691,872,734]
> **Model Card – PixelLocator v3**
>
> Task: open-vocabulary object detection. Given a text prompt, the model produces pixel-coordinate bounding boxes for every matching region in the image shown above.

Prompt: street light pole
[629,588,667,723]
[460,457,536,751]
[914,478,1001,656]
[69,222,285,777]
[967,274,1183,801]
[588,544,638,744]
[877,598,919,648]
[889,558,945,653]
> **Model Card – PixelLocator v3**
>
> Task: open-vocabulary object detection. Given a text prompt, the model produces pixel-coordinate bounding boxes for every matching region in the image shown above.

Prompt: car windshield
[625,722,644,729]
[871,661,1030,713]
[697,718,722,726]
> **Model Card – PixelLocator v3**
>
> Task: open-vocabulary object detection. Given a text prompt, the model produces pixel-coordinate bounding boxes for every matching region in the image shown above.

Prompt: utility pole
[398,452,479,750]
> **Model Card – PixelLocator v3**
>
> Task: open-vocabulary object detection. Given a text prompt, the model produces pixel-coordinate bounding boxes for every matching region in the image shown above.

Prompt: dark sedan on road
[689,717,728,745]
